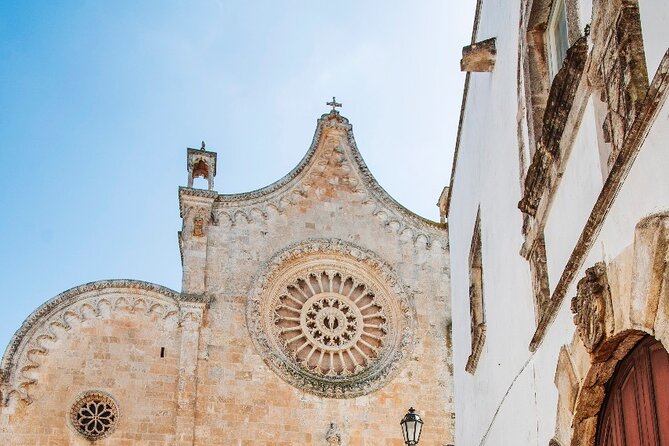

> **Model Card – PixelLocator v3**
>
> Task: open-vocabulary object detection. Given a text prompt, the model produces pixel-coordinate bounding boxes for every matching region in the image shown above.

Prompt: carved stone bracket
[465,323,486,374]
[461,37,497,72]
[519,37,588,216]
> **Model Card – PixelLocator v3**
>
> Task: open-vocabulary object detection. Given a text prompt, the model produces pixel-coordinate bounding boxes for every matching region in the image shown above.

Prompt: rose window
[248,240,416,398]
[274,272,388,376]
[69,391,119,440]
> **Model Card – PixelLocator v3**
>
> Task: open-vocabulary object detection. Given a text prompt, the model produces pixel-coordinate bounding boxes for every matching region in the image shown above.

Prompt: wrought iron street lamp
[400,407,423,445]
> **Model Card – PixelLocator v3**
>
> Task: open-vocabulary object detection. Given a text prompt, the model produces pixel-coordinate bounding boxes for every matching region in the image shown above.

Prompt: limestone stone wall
[0,284,183,445]
[189,113,453,445]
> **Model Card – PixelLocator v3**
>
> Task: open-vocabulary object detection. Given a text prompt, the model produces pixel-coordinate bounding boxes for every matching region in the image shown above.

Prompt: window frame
[546,0,570,80]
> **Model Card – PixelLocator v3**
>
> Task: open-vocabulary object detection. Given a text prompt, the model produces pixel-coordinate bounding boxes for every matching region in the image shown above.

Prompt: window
[547,0,569,79]
[466,210,485,374]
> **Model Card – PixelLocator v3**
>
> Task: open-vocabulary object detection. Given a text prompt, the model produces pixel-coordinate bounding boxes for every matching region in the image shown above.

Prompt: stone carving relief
[208,112,447,250]
[192,214,205,237]
[69,390,120,441]
[551,212,669,446]
[274,270,388,377]
[247,239,416,398]
[519,37,589,217]
[591,0,649,169]
[570,262,611,353]
[325,422,341,445]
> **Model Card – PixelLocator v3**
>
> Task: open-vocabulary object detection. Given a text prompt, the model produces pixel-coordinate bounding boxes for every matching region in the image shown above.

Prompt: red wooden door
[597,336,669,446]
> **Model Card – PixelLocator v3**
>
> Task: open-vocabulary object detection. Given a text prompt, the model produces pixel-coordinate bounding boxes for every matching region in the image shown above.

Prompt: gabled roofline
[215,111,446,232]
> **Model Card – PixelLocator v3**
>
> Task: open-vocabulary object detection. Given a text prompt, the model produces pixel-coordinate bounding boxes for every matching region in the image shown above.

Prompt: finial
[201,141,206,151]
[326,96,342,112]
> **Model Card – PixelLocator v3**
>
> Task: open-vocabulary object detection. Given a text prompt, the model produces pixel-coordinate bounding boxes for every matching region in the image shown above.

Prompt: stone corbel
[460,38,497,72]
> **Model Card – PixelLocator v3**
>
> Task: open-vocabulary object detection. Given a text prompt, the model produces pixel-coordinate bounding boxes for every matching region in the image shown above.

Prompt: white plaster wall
[578,0,592,26]
[450,0,540,444]
[544,98,603,293]
[639,1,669,78]
[449,0,669,444]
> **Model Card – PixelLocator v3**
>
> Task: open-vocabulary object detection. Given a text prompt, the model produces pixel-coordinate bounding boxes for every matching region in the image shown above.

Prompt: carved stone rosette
[570,262,611,353]
[247,239,416,398]
[69,390,120,441]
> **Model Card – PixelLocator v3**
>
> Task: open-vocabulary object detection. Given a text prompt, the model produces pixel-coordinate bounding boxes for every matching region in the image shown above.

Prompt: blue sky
[0,1,474,349]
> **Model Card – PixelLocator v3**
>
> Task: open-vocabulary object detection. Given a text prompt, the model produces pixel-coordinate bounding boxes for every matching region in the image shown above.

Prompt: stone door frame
[552,211,669,446]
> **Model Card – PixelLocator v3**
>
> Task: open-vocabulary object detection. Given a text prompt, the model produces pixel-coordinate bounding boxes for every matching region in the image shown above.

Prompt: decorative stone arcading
[210,111,447,250]
[247,239,416,398]
[0,280,199,406]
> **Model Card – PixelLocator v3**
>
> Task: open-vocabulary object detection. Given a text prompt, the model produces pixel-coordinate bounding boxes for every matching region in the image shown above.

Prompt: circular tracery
[248,240,416,398]
[69,391,119,440]
[275,274,388,376]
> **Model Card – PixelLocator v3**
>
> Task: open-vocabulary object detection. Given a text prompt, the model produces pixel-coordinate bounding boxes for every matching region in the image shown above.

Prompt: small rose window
[69,391,119,440]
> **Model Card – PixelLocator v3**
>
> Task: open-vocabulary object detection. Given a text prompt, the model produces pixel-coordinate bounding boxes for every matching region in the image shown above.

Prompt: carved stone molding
[247,239,416,398]
[570,262,612,353]
[69,390,120,441]
[466,209,485,374]
[551,212,669,446]
[0,280,193,406]
[519,37,588,217]
[528,51,669,351]
[209,111,447,250]
[590,0,649,169]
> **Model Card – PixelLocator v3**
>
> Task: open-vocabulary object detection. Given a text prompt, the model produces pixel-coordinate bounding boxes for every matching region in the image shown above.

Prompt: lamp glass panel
[406,420,417,441]
[415,421,423,442]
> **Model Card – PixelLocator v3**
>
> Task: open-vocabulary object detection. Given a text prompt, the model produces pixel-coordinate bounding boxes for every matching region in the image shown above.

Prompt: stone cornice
[180,293,213,304]
[179,187,217,217]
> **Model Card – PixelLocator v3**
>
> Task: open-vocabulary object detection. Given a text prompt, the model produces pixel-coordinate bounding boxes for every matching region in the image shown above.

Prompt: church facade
[0,111,453,444]
[448,0,669,444]
[3,1,669,444]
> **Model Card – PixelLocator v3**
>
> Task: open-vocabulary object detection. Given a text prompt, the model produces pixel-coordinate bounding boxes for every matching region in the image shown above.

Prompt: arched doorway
[596,336,669,445]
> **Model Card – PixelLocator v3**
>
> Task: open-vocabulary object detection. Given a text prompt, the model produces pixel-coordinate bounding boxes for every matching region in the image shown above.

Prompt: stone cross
[327,97,342,112]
